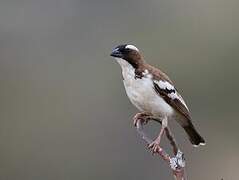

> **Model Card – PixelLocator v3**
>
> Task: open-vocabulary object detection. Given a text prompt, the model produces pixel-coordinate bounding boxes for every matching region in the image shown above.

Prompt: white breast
[115,58,174,117]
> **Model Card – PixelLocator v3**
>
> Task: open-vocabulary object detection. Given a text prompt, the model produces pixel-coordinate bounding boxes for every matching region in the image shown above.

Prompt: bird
[110,44,205,152]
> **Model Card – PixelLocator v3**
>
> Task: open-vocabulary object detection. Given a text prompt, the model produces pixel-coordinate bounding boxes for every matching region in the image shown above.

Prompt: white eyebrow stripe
[125,45,139,52]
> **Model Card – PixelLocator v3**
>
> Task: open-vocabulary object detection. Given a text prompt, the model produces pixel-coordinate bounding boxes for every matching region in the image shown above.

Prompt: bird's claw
[133,113,150,127]
[148,140,162,154]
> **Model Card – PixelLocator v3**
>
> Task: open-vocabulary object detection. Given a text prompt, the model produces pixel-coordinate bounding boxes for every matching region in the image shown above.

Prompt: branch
[135,118,186,180]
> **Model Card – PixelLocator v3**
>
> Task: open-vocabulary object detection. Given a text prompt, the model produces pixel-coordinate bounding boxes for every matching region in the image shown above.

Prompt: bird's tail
[183,122,206,147]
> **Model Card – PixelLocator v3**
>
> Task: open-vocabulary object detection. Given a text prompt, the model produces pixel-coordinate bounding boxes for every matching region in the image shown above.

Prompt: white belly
[123,76,174,117]
[116,57,174,117]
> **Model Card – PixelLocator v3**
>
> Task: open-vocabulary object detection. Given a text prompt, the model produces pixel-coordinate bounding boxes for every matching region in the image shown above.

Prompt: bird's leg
[133,112,153,127]
[148,117,168,153]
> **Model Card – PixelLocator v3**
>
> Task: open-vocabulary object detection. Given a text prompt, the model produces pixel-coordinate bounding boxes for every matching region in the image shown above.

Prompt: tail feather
[183,122,205,147]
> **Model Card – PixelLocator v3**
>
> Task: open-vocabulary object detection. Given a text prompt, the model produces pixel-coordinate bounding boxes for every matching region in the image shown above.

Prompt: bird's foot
[133,112,152,127]
[148,139,162,154]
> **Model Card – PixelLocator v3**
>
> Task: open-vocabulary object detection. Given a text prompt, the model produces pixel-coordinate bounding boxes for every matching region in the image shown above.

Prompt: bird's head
[110,44,144,68]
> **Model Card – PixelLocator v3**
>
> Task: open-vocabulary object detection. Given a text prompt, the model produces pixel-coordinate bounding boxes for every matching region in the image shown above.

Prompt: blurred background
[0,0,238,179]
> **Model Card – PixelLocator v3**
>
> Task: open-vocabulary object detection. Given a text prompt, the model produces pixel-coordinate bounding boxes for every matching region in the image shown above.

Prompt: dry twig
[135,117,186,180]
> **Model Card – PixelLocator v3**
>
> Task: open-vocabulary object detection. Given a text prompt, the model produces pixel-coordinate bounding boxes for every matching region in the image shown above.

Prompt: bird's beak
[110,48,123,58]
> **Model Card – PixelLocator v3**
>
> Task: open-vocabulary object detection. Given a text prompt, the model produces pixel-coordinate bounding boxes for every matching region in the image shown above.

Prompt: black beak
[110,48,123,58]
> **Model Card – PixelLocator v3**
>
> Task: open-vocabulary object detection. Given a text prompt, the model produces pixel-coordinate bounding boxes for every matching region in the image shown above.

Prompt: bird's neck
[115,58,147,80]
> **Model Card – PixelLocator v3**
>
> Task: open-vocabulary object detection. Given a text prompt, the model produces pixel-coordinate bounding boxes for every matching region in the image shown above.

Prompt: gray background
[0,0,238,179]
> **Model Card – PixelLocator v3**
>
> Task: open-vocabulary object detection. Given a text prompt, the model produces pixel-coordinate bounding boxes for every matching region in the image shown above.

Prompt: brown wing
[153,81,191,120]
[145,64,191,121]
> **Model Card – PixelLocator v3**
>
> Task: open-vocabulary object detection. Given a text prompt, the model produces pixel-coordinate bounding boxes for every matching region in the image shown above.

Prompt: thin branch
[135,117,186,180]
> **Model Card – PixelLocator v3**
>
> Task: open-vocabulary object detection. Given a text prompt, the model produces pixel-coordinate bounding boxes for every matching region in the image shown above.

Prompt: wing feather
[144,64,191,121]
[153,80,191,120]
